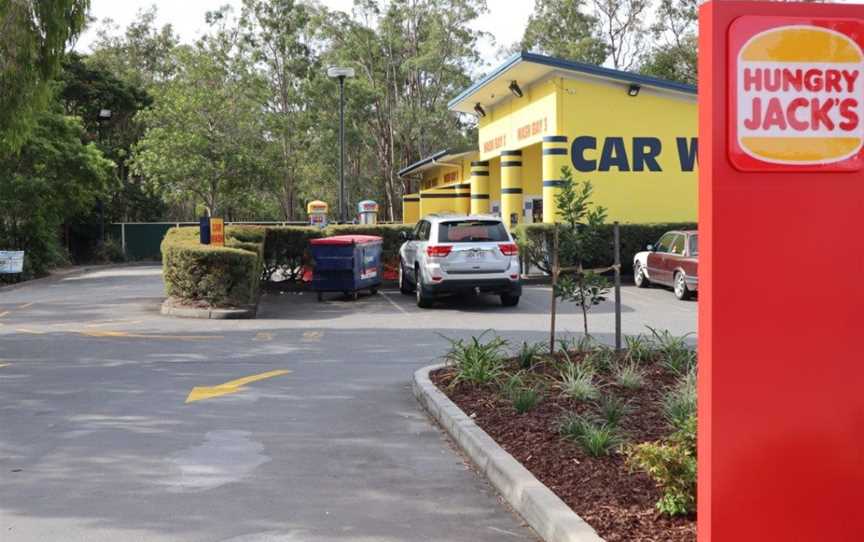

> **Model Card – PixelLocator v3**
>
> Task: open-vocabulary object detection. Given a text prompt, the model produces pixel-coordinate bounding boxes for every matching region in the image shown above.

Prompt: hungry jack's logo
[729,17,864,171]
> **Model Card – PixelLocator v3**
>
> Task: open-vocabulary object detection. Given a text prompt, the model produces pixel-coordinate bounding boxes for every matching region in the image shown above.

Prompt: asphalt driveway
[0,265,696,541]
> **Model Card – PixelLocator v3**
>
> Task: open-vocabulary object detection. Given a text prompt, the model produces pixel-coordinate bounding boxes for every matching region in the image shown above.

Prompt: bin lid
[310,235,383,246]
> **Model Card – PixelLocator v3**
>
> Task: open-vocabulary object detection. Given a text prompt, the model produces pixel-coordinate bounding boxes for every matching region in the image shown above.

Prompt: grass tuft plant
[558,362,599,401]
[500,372,541,414]
[444,331,507,387]
[624,333,654,364]
[596,394,630,428]
[663,370,697,430]
[559,413,623,457]
[584,346,615,373]
[647,326,696,375]
[511,386,540,414]
[516,341,546,370]
[612,360,647,390]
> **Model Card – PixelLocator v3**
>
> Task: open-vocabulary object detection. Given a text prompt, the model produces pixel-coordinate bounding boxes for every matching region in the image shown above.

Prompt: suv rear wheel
[500,293,520,307]
[416,268,433,308]
[399,260,413,295]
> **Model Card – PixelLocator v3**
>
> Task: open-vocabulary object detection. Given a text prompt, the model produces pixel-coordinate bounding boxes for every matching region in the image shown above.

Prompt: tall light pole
[327,66,355,223]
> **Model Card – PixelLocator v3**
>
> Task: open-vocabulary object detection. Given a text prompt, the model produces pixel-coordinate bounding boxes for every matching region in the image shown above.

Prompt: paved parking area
[0,265,696,541]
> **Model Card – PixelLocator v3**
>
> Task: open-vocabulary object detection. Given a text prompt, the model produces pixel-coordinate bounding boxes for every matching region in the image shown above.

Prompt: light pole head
[327,66,355,79]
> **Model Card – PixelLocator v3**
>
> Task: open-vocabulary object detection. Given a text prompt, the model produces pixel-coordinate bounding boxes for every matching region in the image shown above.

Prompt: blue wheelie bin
[310,235,383,301]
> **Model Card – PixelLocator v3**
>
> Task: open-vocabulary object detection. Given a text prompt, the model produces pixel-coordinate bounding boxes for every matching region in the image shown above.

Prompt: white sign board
[0,251,24,274]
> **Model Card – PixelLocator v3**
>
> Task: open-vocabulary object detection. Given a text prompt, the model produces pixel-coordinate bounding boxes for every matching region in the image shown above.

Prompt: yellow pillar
[454,182,471,215]
[402,194,419,224]
[500,150,523,229]
[542,136,569,223]
[470,160,490,214]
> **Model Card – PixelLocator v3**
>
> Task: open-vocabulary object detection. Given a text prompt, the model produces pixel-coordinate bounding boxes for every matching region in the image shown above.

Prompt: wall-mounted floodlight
[327,67,355,79]
[628,84,641,97]
[474,103,486,117]
[508,80,523,98]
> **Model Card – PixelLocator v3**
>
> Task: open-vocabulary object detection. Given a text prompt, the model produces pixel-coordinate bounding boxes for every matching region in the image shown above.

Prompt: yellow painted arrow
[185,369,290,403]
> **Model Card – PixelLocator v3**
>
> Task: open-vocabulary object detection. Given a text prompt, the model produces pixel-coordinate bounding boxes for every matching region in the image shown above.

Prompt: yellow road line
[85,320,143,328]
[253,332,273,342]
[0,311,9,318]
[16,328,44,335]
[301,331,322,342]
[185,369,291,403]
[18,302,34,309]
[0,363,9,368]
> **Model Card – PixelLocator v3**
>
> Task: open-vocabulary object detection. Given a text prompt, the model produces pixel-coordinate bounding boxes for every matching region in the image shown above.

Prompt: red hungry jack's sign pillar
[699,2,864,541]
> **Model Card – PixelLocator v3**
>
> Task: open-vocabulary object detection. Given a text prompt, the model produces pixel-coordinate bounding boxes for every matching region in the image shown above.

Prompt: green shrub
[559,413,623,457]
[626,414,697,516]
[94,237,127,263]
[161,227,263,307]
[558,361,599,401]
[444,332,507,386]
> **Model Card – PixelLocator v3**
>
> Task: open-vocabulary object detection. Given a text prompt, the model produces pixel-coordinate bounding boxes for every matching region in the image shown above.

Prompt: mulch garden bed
[431,354,696,542]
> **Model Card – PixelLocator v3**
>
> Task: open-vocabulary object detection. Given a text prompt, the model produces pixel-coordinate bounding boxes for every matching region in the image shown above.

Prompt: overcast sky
[76,0,536,67]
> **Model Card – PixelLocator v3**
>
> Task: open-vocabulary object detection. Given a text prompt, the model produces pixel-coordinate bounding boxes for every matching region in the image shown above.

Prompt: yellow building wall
[402,194,420,224]
[559,78,697,223]
[474,75,697,224]
[419,187,460,217]
[522,143,543,200]
[478,80,558,162]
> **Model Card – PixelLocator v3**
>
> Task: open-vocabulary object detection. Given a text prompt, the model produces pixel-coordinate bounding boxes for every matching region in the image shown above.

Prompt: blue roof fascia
[448,51,696,111]
[397,149,449,178]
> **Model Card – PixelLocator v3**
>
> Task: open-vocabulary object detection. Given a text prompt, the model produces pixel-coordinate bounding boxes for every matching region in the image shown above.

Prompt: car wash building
[400,52,698,226]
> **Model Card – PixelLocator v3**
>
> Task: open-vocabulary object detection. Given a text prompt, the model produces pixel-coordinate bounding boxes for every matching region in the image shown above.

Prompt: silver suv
[398,215,522,308]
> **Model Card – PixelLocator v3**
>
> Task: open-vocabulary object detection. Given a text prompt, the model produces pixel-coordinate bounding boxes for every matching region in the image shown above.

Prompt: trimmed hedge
[514,222,697,275]
[162,220,692,308]
[262,226,324,281]
[161,227,264,307]
[323,223,413,261]
[161,223,415,307]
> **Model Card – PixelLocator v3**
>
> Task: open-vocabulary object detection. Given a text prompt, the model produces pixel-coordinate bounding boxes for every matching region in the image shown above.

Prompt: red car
[633,230,698,300]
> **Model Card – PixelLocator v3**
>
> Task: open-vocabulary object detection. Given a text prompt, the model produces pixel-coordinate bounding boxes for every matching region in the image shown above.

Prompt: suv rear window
[438,220,509,243]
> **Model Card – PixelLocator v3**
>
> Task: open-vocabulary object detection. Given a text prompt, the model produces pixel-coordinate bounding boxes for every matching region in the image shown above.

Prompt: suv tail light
[498,243,519,256]
[426,245,453,258]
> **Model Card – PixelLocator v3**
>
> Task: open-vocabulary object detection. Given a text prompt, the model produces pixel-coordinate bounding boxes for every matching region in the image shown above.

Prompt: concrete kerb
[160,298,257,319]
[413,363,604,542]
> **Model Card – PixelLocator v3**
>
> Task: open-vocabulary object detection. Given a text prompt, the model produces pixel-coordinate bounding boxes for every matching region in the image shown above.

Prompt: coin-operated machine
[357,200,379,225]
[307,200,329,227]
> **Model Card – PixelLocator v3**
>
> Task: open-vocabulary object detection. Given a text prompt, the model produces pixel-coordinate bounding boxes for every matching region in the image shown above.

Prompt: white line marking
[379,290,409,315]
